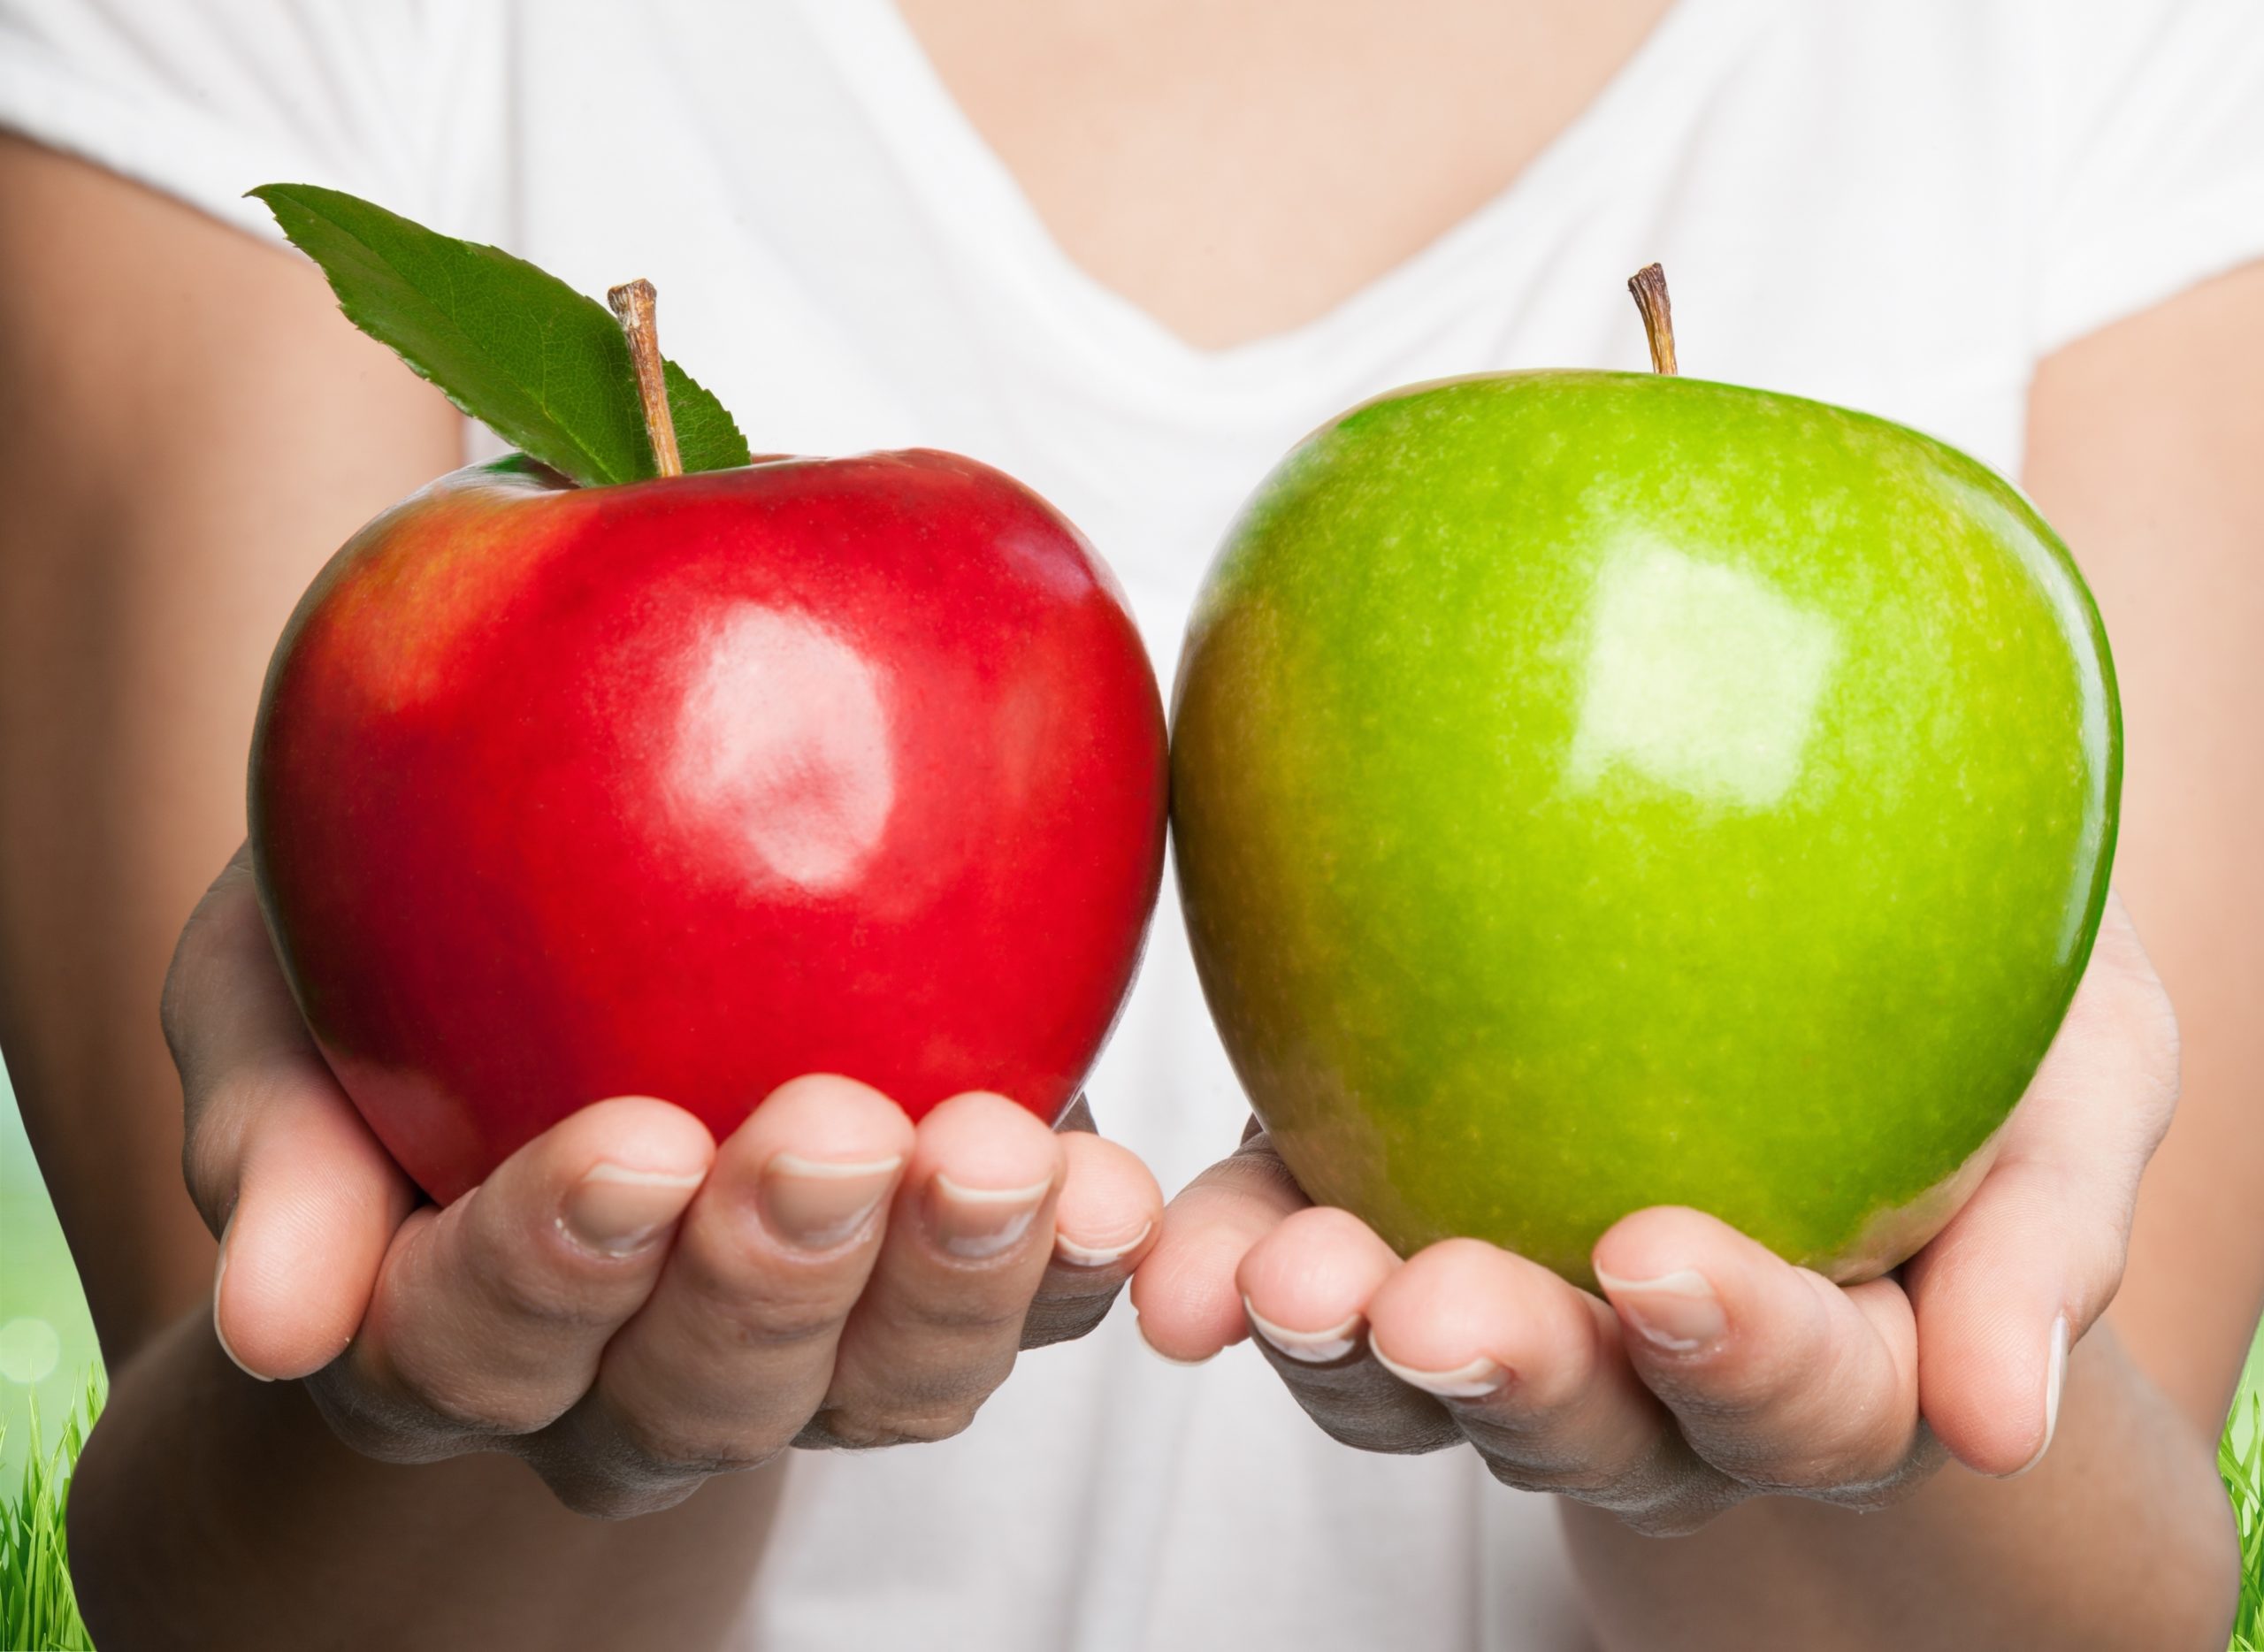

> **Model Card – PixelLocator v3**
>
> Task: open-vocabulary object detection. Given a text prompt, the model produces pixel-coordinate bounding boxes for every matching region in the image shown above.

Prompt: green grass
[0,1367,102,1652]
[2223,1388,2264,1651]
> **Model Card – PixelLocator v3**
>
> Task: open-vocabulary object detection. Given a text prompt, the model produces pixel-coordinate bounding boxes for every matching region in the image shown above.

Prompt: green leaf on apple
[248,183,752,486]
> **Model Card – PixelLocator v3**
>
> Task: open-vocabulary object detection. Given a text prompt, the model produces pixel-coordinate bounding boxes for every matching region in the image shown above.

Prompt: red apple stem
[607,279,684,478]
[1627,264,1679,375]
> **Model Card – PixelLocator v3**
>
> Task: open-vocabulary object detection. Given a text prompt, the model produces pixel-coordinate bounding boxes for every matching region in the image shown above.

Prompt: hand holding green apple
[1134,897,2173,1520]
[1132,268,2172,1514]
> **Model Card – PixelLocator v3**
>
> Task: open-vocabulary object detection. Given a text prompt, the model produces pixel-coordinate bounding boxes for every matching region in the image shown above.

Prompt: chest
[890,0,1680,350]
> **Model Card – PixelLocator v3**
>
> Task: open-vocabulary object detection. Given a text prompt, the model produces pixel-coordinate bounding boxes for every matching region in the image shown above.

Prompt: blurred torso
[891,0,1680,349]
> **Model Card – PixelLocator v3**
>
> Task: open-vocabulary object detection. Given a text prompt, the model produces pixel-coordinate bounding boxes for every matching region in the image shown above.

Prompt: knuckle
[476,1248,622,1333]
[323,1418,452,1466]
[437,1388,559,1440]
[306,1372,473,1465]
[670,1228,864,1342]
[670,1264,855,1354]
[537,1460,701,1521]
[483,1269,582,1328]
[396,1364,558,1440]
[912,1295,1030,1337]
[345,1327,570,1442]
[610,1410,766,1479]
[721,1299,852,1350]
[1710,1433,1906,1497]
[1470,1433,1635,1500]
[1808,1439,1939,1511]
[799,1357,1011,1450]
[1220,1137,1303,1200]
[1663,1359,1804,1427]
[799,1403,977,1451]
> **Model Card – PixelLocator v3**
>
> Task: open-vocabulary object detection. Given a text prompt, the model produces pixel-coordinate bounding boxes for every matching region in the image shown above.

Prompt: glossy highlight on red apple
[250,450,1168,1204]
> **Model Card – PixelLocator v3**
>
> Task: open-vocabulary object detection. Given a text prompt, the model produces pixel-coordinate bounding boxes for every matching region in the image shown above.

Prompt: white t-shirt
[4,2,2262,1647]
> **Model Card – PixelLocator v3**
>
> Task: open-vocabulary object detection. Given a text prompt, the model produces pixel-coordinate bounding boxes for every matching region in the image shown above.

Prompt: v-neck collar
[791,0,1761,407]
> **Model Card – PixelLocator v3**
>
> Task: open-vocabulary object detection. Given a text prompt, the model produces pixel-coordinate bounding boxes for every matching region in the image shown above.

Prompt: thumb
[210,1056,416,1381]
[168,846,416,1380]
[1128,1121,1308,1362]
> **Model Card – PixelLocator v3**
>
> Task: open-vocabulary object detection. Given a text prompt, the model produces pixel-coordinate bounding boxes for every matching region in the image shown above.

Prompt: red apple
[249,450,1167,1204]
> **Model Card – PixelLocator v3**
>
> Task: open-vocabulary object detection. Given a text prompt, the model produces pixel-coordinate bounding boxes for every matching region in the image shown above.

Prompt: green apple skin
[1171,371,2119,1288]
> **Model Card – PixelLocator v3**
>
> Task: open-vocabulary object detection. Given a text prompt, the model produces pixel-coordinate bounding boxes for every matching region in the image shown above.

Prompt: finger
[1128,1122,1308,1362]
[1022,1128,1164,1349]
[1904,898,2179,1477]
[530,1076,913,1512]
[807,1090,1065,1448]
[1594,1207,1928,1503]
[324,1097,712,1455]
[166,845,415,1380]
[1362,1237,1713,1520]
[1236,1206,1459,1452]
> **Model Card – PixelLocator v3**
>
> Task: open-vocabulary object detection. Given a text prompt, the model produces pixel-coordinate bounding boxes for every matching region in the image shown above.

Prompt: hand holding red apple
[1128,895,2176,1526]
[172,846,1162,1514]
[169,191,1171,1502]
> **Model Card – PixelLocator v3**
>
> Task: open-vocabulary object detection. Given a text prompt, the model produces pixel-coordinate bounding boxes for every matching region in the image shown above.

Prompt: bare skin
[4,0,2258,1647]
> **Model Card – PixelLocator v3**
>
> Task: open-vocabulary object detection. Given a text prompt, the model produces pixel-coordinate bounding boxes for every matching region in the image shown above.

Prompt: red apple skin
[250,450,1167,1205]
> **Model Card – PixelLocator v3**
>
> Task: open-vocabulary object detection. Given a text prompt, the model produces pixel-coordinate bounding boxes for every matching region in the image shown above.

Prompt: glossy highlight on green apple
[1170,270,2119,1287]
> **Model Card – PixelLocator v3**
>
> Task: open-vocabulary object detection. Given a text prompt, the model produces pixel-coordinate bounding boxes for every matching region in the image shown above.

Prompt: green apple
[1171,311,2118,1288]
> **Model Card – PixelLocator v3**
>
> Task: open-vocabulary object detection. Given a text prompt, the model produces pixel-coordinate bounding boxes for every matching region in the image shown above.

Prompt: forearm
[1559,1326,2237,1652]
[69,1312,782,1652]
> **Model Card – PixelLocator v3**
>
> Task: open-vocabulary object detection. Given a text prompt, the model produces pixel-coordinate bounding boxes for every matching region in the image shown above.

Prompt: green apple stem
[1627,264,1678,375]
[607,279,684,478]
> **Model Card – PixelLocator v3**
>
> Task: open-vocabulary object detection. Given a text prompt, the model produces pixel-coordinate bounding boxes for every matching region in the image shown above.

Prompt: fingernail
[212,1210,273,1382]
[1136,1316,1216,1366]
[560,1162,703,1257]
[1244,1296,1365,1365]
[929,1172,1051,1260]
[2007,1313,2069,1479]
[759,1153,903,1250]
[1371,1345,1507,1399]
[1055,1219,1153,1270]
[1596,1267,1727,1354]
